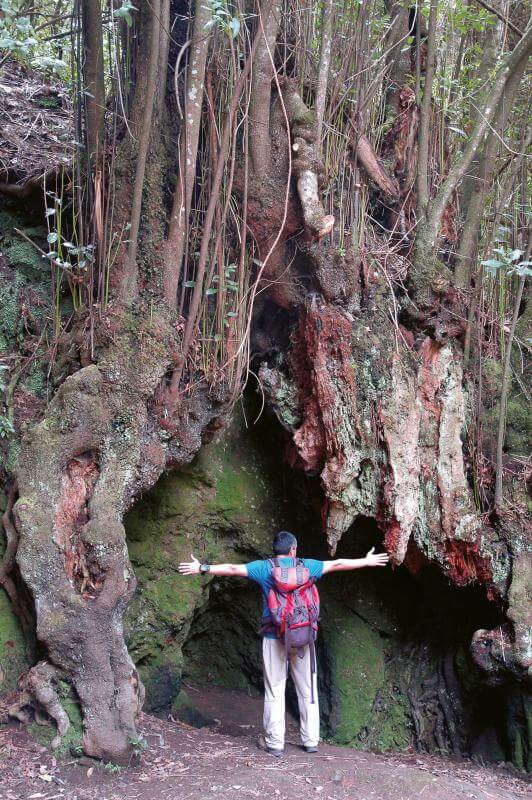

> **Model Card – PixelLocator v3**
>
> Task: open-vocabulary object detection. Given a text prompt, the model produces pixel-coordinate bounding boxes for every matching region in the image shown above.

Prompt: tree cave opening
[124,398,528,769]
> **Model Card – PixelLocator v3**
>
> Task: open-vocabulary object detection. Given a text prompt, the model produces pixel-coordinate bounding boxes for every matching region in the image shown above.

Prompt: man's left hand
[365,547,389,567]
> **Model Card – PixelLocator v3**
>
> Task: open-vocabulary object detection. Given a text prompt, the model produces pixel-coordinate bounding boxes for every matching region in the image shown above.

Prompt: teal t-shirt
[245,557,324,639]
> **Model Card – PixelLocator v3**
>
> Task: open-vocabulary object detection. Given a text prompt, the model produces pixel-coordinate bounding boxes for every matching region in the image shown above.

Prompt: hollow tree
[0,0,530,764]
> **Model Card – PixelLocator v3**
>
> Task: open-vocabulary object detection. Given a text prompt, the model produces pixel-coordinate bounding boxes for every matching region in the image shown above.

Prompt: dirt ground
[0,685,530,800]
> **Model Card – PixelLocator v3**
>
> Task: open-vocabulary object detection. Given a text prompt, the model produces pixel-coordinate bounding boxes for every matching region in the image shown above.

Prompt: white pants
[262,637,320,749]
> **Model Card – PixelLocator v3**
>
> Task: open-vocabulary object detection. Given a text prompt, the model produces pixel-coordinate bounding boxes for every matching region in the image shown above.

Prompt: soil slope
[0,688,529,800]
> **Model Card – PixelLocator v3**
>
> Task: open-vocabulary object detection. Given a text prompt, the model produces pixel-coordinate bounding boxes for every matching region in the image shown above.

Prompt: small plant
[128,734,148,757]
[482,247,532,278]
[31,55,67,75]
[0,414,15,438]
[0,1,37,63]
[104,761,121,774]
[113,0,138,28]
[205,0,240,39]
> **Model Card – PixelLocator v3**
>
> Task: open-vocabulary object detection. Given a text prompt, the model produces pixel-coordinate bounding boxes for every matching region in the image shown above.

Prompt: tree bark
[315,0,334,144]
[248,0,282,179]
[416,0,438,214]
[81,0,105,161]
[119,0,161,304]
[162,0,212,306]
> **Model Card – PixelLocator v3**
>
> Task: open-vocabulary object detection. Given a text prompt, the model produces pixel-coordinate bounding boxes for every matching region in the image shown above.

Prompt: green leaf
[113,0,138,26]
[184,280,196,288]
[512,265,532,277]
[47,232,58,244]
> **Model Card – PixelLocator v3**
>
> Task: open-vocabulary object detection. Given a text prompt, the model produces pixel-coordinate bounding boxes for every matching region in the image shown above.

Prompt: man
[178,531,389,756]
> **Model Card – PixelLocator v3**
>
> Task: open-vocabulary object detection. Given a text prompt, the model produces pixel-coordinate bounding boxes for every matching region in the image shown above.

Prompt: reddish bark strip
[54,453,100,595]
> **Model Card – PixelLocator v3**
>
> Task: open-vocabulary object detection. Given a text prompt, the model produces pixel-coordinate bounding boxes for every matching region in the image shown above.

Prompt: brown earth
[0,685,530,800]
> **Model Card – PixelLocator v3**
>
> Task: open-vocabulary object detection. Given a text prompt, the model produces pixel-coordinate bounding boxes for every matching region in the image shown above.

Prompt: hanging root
[0,483,33,639]
[0,484,20,613]
[280,80,334,239]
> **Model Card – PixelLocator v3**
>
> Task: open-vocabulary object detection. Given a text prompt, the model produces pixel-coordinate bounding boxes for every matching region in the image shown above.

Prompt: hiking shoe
[258,735,284,757]
[266,747,284,757]
[303,745,318,753]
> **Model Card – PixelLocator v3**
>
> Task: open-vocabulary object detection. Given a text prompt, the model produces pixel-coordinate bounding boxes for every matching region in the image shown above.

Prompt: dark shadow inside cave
[179,512,520,764]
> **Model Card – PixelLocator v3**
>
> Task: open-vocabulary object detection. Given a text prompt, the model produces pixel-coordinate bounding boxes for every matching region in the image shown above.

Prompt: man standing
[178,530,389,756]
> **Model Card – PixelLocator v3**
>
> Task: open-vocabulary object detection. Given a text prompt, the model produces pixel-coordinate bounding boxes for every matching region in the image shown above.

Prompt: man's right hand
[178,554,201,575]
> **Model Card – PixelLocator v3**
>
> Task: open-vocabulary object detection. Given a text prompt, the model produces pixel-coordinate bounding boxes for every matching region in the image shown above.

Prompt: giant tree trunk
[12,316,221,761]
[1,0,530,766]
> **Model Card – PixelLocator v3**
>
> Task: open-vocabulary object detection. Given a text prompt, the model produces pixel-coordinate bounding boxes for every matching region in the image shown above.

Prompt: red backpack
[266,558,320,703]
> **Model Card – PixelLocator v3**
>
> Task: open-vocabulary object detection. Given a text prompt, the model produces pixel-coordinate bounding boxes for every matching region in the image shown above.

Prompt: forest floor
[0,685,529,800]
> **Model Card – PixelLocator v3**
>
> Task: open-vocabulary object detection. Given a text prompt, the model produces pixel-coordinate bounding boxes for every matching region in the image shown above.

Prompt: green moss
[0,588,27,692]
[371,685,412,751]
[483,399,531,456]
[4,240,45,273]
[29,681,83,758]
[321,598,386,745]
[123,408,286,710]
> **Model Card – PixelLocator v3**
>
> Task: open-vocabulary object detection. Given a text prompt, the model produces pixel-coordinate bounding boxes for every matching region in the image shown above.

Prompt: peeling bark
[380,357,420,563]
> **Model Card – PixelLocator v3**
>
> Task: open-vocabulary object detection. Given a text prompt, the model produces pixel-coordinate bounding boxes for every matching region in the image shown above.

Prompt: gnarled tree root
[24,662,70,749]
[0,662,69,750]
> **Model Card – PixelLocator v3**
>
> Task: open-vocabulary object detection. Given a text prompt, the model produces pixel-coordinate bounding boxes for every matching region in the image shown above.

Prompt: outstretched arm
[322,547,389,575]
[178,554,248,578]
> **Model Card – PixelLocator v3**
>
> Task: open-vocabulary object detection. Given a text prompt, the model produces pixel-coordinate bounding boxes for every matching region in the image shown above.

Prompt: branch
[348,120,399,199]
[171,1,278,389]
[81,0,105,161]
[162,0,212,306]
[248,0,282,179]
[455,46,529,289]
[419,21,532,254]
[471,0,523,37]
[119,0,161,305]
[315,0,334,143]
[494,233,531,507]
[416,0,438,213]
